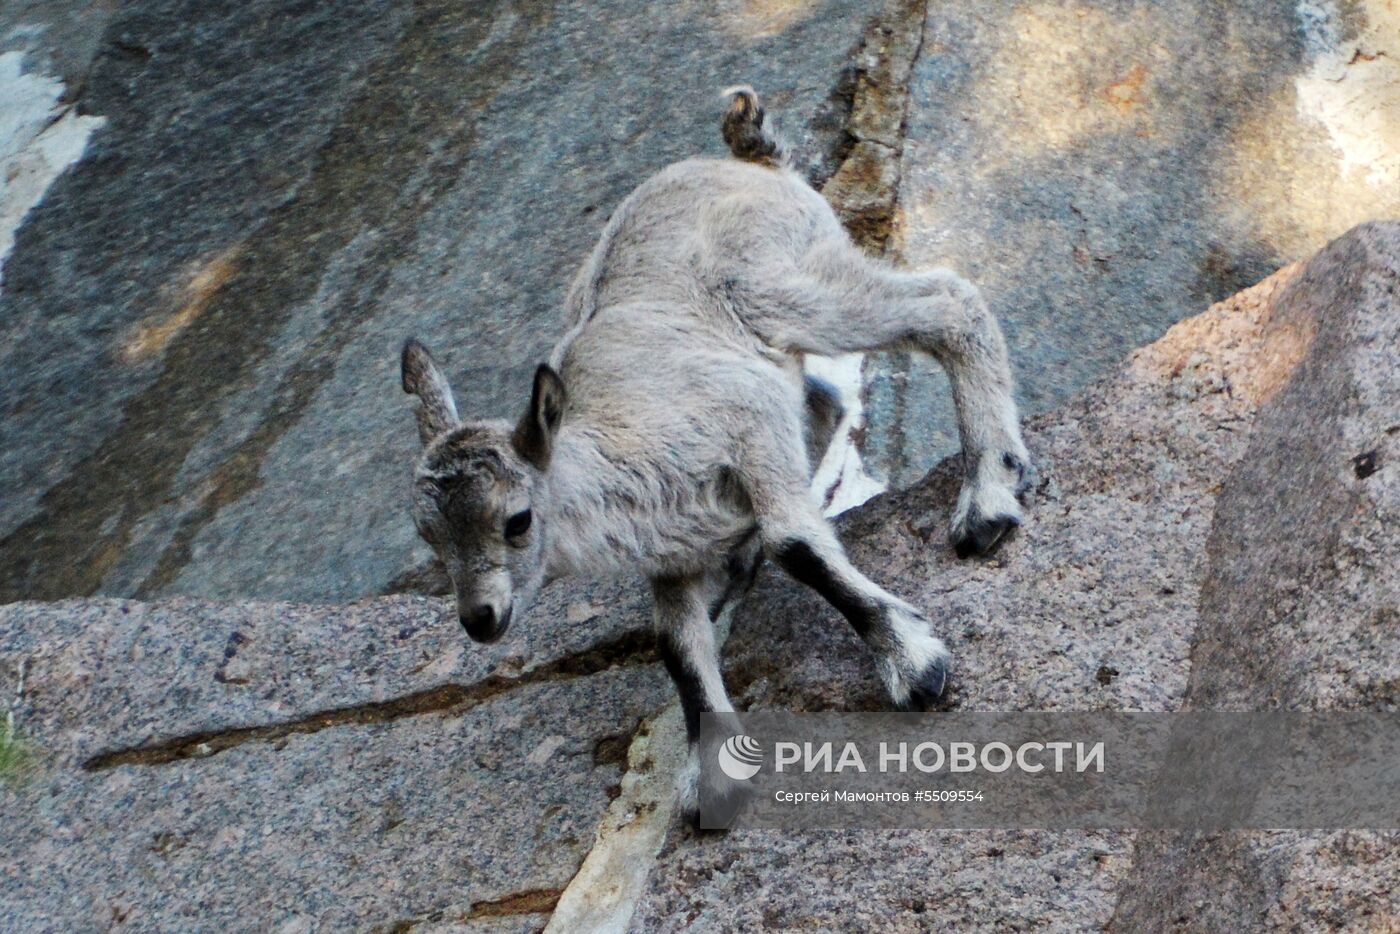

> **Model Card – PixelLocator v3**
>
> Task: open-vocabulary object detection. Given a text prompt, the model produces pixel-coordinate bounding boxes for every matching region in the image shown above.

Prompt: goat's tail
[721,86,789,167]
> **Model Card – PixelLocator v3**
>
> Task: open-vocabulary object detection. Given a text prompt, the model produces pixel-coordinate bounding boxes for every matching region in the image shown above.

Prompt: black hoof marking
[900,656,951,712]
[952,509,1021,558]
[693,777,754,833]
[1002,452,1035,499]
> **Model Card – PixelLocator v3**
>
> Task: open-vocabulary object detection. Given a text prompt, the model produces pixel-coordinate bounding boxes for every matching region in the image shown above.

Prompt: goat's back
[549,156,833,466]
[556,157,838,352]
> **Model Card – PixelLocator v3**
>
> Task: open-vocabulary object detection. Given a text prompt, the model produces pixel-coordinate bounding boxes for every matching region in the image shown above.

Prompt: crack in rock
[544,705,687,934]
[465,888,564,919]
[378,888,565,932]
[821,0,927,253]
[809,0,929,517]
[82,628,656,770]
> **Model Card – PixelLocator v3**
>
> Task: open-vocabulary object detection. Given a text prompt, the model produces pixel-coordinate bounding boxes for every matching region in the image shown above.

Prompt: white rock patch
[0,50,105,290]
[807,352,888,516]
[1294,0,1400,189]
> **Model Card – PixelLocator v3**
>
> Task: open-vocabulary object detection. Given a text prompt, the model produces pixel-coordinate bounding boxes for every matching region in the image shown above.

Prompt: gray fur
[401,88,1030,820]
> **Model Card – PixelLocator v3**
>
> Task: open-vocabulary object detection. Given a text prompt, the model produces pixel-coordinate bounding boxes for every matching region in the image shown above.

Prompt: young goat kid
[401,88,1031,819]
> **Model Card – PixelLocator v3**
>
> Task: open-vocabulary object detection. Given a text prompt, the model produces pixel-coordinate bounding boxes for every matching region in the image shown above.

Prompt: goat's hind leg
[752,242,1032,557]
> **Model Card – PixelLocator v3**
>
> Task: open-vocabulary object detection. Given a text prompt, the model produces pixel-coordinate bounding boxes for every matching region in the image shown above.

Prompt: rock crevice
[82,626,656,770]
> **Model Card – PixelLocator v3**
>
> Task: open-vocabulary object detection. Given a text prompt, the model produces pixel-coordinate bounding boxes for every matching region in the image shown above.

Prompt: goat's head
[399,339,565,643]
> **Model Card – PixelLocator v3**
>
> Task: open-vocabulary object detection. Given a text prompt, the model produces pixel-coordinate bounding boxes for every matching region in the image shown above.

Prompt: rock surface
[3,0,1398,603]
[1108,221,1400,932]
[0,594,672,932]
[863,0,1400,485]
[626,222,1400,933]
[4,223,1396,931]
[0,0,876,604]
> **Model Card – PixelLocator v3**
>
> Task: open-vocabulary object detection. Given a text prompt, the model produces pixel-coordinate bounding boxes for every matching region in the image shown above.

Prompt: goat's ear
[401,339,460,445]
[512,364,566,470]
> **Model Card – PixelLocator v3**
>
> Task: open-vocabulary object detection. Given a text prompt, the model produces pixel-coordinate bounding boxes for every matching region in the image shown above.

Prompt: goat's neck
[539,424,651,579]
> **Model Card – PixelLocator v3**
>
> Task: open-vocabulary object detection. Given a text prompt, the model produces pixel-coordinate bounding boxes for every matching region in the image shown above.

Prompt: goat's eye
[504,509,532,541]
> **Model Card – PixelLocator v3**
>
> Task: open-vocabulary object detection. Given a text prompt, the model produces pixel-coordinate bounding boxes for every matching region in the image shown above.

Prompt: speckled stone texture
[1110,222,1400,932]
[0,576,654,769]
[625,225,1400,933]
[0,592,672,932]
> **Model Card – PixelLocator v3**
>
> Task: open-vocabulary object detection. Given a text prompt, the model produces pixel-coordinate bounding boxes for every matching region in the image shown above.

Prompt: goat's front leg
[764,506,951,711]
[734,415,951,708]
[651,573,747,827]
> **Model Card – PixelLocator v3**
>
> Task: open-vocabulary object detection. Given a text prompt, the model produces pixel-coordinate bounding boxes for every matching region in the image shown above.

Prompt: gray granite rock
[0,591,671,932]
[1109,222,1400,931]
[864,0,1400,486]
[3,224,1397,932]
[0,575,653,770]
[627,226,1400,932]
[1187,222,1400,712]
[0,0,879,603]
[2,667,668,933]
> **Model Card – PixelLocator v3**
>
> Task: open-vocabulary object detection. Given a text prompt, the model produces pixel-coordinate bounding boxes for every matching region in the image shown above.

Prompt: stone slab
[865,0,1400,487]
[1,666,669,933]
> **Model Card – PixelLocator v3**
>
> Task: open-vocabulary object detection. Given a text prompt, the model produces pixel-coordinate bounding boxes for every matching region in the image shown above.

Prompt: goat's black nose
[461,605,495,640]
[461,604,511,643]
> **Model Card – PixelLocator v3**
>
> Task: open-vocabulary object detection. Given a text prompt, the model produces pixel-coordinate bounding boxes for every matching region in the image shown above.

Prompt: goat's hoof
[689,774,754,833]
[951,507,1021,558]
[900,655,950,712]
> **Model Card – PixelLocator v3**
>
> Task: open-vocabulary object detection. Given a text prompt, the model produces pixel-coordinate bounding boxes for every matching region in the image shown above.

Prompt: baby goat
[400,87,1030,818]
